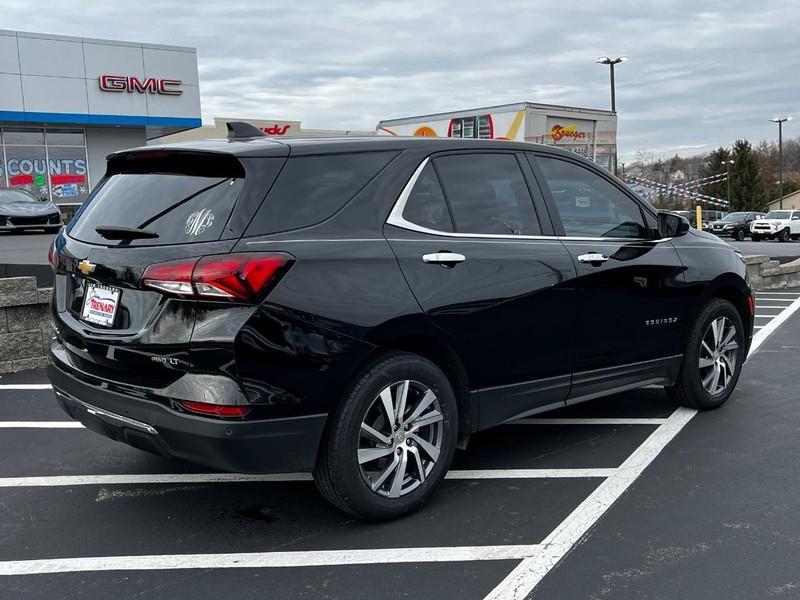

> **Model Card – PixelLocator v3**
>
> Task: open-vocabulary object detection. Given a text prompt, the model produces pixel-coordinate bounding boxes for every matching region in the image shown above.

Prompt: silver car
[0,188,62,233]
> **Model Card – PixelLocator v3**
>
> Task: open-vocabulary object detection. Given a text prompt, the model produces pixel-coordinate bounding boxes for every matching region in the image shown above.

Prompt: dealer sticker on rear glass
[81,283,121,326]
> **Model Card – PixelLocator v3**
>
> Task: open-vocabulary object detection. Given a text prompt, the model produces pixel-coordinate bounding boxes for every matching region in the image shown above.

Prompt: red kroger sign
[99,75,183,96]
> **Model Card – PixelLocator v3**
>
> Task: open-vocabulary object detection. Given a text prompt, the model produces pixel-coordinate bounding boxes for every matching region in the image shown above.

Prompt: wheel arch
[353,320,475,447]
[695,274,753,353]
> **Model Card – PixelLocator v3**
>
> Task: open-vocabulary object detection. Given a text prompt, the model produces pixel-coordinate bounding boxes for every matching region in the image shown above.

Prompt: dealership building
[377,102,617,171]
[0,29,201,205]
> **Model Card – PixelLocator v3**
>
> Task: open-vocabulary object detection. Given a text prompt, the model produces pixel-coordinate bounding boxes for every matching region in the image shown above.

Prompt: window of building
[0,127,89,203]
[533,155,648,239]
[448,115,493,139]
[433,153,540,235]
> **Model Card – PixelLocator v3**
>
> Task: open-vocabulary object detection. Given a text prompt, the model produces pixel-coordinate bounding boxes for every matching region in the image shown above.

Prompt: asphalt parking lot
[1,290,799,600]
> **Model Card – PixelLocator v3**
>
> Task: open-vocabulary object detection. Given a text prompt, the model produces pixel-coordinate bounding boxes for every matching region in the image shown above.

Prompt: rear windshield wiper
[95,226,160,240]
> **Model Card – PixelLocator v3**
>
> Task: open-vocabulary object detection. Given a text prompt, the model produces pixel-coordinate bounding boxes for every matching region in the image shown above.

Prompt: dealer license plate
[81,283,121,326]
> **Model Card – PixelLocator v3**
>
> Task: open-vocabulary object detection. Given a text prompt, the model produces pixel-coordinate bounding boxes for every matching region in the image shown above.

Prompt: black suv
[47,131,753,520]
[709,211,764,241]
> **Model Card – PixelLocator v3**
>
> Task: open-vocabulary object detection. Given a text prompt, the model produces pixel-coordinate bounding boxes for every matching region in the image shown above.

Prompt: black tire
[751,234,761,242]
[734,228,746,241]
[314,351,458,520]
[778,228,790,242]
[666,298,745,410]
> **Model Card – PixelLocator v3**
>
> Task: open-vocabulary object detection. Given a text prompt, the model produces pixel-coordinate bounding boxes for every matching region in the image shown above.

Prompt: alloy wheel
[698,316,739,395]
[358,380,444,498]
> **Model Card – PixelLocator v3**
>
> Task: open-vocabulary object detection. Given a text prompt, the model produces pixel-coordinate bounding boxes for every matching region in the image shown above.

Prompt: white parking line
[0,384,51,390]
[0,422,82,428]
[0,544,537,576]
[749,294,800,355]
[755,291,800,294]
[510,418,667,426]
[0,468,618,488]
[484,407,697,600]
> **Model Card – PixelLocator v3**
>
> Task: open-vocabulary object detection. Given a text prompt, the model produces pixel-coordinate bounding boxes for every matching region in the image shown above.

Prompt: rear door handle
[422,252,466,265]
[577,252,609,264]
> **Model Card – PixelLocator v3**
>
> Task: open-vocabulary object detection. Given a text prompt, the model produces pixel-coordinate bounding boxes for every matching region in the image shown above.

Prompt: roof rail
[226,121,267,139]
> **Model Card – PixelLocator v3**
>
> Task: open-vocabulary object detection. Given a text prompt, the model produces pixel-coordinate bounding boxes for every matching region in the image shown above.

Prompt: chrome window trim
[385,156,669,244]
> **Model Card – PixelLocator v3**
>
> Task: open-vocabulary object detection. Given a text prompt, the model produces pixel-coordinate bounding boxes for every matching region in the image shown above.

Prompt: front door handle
[577,252,609,265]
[422,252,466,265]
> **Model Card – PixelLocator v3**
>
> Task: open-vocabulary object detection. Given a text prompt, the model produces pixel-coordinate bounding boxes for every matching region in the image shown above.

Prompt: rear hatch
[52,150,275,387]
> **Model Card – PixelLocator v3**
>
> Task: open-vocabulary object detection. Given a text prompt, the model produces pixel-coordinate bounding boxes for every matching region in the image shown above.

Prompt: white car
[750,210,800,242]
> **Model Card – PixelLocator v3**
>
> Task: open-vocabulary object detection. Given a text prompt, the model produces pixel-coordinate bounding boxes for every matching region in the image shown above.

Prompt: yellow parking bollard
[696,205,703,230]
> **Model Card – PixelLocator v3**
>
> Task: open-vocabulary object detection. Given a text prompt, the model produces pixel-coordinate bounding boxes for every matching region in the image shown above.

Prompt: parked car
[47,130,754,520]
[0,188,62,233]
[750,210,800,241]
[700,209,726,233]
[709,211,765,241]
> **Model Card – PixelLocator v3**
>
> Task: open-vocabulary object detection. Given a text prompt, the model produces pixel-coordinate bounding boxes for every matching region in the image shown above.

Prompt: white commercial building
[377,102,617,171]
[0,29,201,206]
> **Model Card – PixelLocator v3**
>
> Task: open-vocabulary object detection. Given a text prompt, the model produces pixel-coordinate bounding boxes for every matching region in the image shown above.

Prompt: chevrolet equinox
[47,126,753,520]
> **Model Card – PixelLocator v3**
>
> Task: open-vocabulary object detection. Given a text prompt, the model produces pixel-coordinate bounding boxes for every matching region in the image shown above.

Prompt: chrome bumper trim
[54,388,159,436]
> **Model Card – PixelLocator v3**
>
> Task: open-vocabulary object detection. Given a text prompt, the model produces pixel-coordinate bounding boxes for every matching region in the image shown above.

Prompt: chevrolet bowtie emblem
[77,259,96,275]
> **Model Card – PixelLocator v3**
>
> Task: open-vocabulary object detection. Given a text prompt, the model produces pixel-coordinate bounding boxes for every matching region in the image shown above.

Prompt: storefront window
[4,128,45,146]
[48,144,89,201]
[0,127,89,202]
[5,145,49,198]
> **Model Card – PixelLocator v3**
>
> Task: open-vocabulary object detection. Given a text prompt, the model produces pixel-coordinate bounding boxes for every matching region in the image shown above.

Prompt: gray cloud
[1,0,797,160]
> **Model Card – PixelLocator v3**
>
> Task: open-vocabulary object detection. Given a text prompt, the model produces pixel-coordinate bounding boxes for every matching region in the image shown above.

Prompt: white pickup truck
[750,210,800,242]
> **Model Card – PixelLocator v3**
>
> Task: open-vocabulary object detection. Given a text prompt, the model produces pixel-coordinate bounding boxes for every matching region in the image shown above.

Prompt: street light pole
[597,56,628,175]
[770,116,792,209]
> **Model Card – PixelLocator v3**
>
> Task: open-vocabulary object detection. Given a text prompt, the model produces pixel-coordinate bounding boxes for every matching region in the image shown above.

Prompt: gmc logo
[99,75,183,96]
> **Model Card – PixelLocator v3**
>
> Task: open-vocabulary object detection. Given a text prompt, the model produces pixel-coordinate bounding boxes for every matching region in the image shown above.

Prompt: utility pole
[770,117,792,209]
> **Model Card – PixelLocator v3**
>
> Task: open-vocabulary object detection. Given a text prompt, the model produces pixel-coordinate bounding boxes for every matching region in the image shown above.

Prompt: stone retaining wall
[744,255,800,290]
[0,277,52,373]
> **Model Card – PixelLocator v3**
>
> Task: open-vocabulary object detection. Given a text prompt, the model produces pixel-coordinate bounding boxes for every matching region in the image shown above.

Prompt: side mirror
[40,195,49,202]
[658,211,690,238]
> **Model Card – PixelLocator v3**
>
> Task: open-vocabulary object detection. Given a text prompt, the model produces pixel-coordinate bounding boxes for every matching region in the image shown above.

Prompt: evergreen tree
[731,139,767,211]
[701,147,731,202]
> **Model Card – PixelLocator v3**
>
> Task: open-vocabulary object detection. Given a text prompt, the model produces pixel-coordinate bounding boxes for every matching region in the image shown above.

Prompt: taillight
[141,253,292,302]
[48,238,58,270]
[747,293,755,316]
[179,400,251,417]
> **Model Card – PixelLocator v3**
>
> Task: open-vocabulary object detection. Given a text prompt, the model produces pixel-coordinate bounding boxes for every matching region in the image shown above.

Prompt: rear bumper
[48,358,327,474]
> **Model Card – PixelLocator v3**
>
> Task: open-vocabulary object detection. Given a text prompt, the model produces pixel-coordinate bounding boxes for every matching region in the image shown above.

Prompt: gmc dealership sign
[99,75,183,95]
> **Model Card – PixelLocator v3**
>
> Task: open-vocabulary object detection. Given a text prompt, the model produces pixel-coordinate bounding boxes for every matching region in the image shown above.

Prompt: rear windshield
[245,151,397,236]
[68,153,245,246]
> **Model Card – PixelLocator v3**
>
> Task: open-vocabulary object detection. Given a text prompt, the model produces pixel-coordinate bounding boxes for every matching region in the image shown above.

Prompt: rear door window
[432,153,540,235]
[400,162,454,232]
[245,151,397,236]
[68,153,245,246]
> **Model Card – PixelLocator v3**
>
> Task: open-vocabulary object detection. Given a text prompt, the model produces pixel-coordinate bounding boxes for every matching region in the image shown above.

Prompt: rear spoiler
[226,121,267,139]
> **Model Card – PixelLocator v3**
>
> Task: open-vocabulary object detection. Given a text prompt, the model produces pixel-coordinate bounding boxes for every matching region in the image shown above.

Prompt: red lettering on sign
[89,297,114,314]
[260,125,291,135]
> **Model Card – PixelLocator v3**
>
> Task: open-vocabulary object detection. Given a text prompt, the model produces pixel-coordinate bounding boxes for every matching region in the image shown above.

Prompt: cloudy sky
[2,0,797,160]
